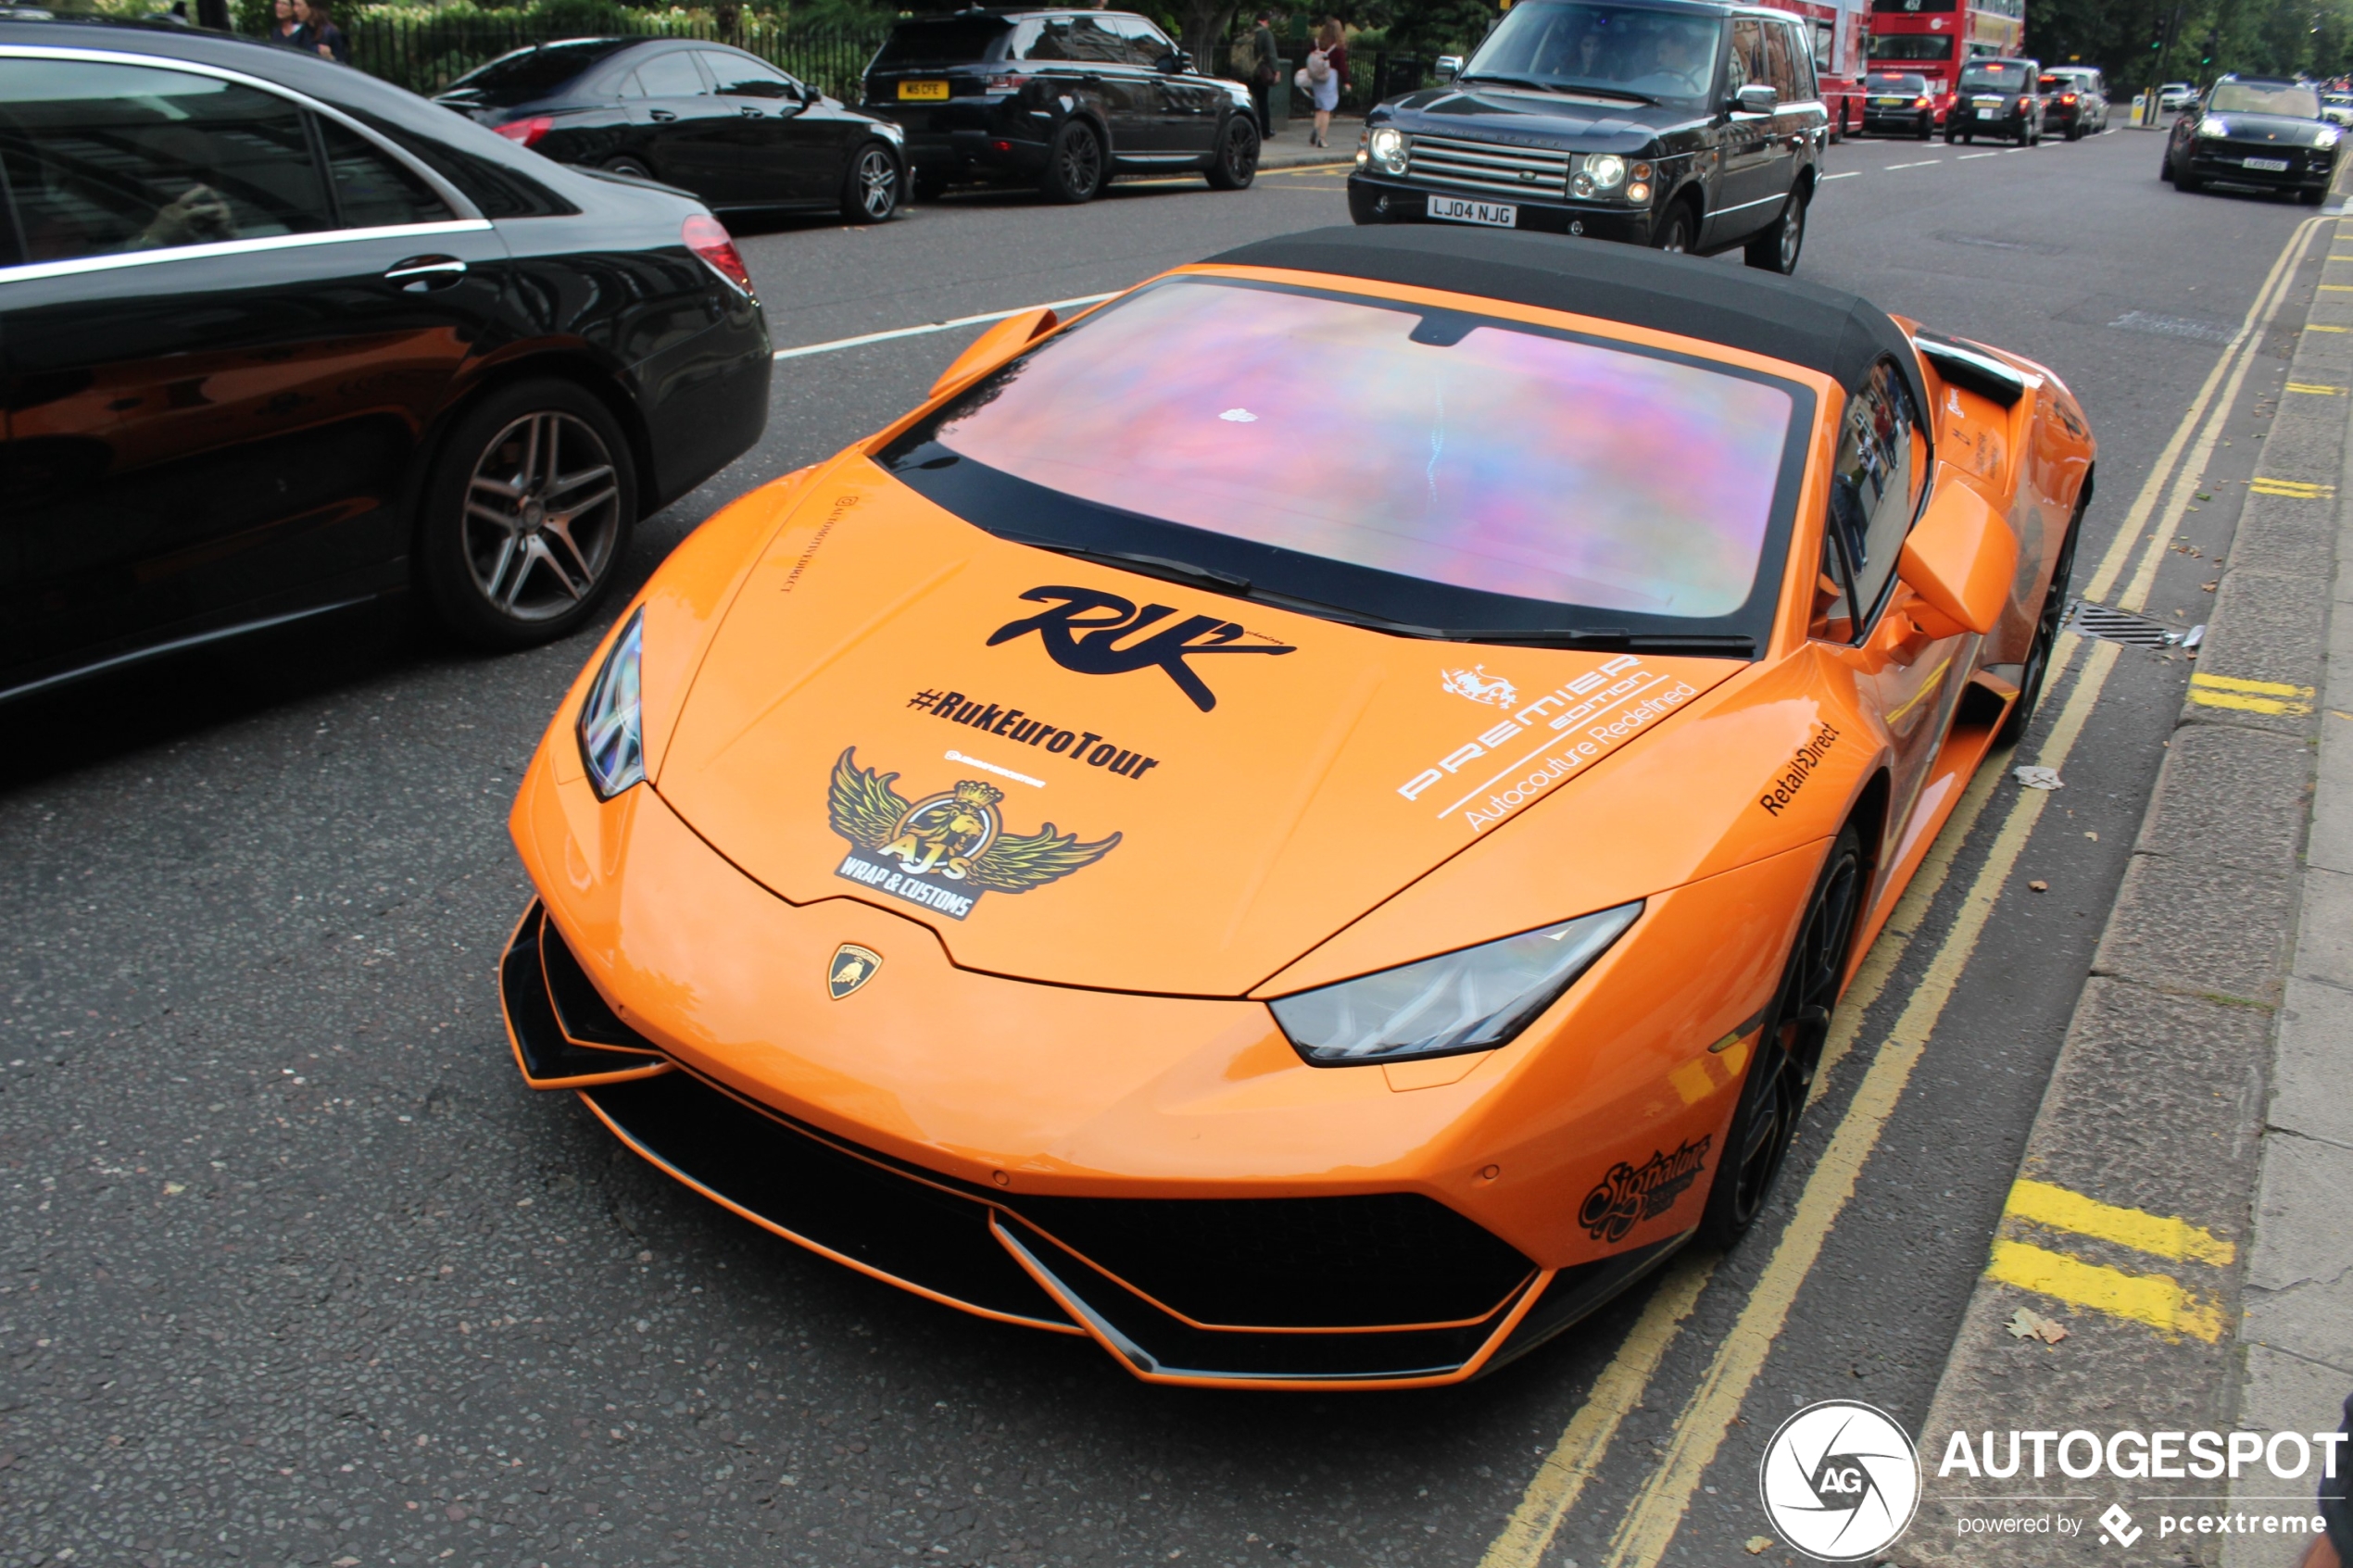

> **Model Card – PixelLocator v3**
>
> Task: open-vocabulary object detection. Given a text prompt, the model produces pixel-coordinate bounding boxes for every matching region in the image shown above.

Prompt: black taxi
[1346,0,1829,273]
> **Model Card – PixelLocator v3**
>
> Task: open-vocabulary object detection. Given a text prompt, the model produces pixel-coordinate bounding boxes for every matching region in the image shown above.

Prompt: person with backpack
[1294,16,1345,147]
[1244,9,1280,137]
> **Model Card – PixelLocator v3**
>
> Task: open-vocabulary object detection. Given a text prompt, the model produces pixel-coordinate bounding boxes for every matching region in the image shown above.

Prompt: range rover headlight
[1585,153,1628,190]
[1269,901,1643,1066]
[1368,125,1408,174]
[2196,116,2229,138]
[577,607,646,801]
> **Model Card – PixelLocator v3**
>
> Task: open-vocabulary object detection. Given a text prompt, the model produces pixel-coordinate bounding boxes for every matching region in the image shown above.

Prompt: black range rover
[1346,0,1828,272]
[862,8,1262,203]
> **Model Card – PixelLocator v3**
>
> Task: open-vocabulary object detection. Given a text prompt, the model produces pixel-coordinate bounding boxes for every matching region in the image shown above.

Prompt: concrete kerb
[1899,221,2346,1568]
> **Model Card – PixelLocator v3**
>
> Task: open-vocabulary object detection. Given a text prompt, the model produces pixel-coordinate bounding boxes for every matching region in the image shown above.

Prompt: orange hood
[654,461,1743,995]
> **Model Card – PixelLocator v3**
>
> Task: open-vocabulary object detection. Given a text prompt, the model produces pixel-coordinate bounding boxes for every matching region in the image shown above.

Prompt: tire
[1650,197,1695,253]
[2177,161,2203,193]
[1694,823,1864,1249]
[2065,118,2081,141]
[1918,114,1933,140]
[841,142,900,223]
[1994,498,2082,749]
[1038,119,1105,203]
[418,378,637,651]
[1206,114,1260,189]
[1962,131,1974,144]
[602,156,653,180]
[1944,128,1957,144]
[1743,182,1806,273]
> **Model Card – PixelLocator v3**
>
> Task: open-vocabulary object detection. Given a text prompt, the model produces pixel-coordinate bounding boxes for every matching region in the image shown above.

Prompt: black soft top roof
[1203,226,1927,417]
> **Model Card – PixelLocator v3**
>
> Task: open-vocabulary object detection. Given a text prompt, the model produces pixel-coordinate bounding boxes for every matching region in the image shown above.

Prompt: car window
[891,275,1807,633]
[1727,18,1766,94]
[0,57,335,265]
[320,119,452,230]
[2209,82,2322,117]
[1868,33,1953,60]
[632,50,709,98]
[1022,15,1134,65]
[1458,2,1723,107]
[1780,20,1816,98]
[1958,60,2030,91]
[1809,19,1833,72]
[699,51,797,99]
[875,16,1012,67]
[1110,15,1178,68]
[1821,358,1923,631]
[440,40,631,107]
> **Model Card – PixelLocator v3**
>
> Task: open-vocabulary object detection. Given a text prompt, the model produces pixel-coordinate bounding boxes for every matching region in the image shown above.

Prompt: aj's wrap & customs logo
[827,747,1119,921]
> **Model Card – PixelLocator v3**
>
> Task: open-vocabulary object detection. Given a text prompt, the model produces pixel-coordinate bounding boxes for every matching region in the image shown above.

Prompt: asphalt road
[0,124,2321,1568]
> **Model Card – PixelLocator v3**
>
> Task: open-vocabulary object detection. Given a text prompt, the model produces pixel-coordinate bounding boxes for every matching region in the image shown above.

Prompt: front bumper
[2184,142,2336,191]
[500,896,1683,1386]
[1346,170,1658,244]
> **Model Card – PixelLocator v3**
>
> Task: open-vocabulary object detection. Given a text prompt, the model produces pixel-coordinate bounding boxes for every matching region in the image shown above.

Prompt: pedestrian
[1302,16,1345,148]
[267,0,304,48]
[294,0,348,64]
[2301,1394,2350,1568]
[1247,8,1280,137]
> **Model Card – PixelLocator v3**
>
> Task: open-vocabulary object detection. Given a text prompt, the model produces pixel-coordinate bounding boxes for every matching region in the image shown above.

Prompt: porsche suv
[1345,0,1829,273]
[2165,73,2343,200]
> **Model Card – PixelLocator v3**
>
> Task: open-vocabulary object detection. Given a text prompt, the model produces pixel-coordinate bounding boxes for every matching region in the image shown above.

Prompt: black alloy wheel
[843,143,900,222]
[1994,497,2083,748]
[1743,183,1806,273]
[420,379,636,649]
[1207,114,1260,190]
[1695,824,1864,1248]
[1040,119,1105,203]
[1650,199,1694,253]
[602,156,654,180]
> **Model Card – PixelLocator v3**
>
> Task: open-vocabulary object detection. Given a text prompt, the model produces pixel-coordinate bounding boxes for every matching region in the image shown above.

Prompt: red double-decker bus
[1867,0,2025,125]
[1760,0,1870,136]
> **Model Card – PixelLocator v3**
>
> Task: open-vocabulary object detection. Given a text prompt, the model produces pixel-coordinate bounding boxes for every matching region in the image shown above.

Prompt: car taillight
[682,214,752,295]
[985,72,1029,92]
[496,115,553,147]
[1916,95,1930,107]
[2017,96,2032,112]
[2060,93,2077,103]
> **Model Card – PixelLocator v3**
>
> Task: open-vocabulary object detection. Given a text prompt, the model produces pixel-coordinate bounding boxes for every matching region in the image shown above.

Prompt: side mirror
[1160,50,1192,73]
[928,306,1059,402]
[1896,471,2018,637]
[1735,82,1779,114]
[1436,54,1463,82]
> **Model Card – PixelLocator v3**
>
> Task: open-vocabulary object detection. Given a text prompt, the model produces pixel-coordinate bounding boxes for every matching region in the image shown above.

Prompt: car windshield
[1958,62,2030,90]
[2209,82,2322,117]
[1458,1,1724,107]
[872,16,1012,67]
[879,277,1808,640]
[441,39,633,104]
[1870,74,1928,92]
[1868,34,1953,61]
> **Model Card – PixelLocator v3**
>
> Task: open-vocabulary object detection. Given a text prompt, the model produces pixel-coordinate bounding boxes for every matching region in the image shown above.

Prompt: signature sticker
[1579,1137,1711,1243]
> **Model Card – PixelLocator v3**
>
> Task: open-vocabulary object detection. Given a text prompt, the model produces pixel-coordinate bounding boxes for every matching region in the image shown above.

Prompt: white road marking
[1821,170,1861,181]
[1884,158,1943,169]
[771,293,1117,361]
[1958,151,2002,159]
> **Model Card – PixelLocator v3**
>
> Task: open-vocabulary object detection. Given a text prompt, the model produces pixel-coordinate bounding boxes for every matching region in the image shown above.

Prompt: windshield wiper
[1459,73,1656,104]
[1443,629,1758,657]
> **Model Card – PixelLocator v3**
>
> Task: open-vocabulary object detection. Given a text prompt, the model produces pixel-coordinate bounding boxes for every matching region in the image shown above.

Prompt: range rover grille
[1404,132,1572,198]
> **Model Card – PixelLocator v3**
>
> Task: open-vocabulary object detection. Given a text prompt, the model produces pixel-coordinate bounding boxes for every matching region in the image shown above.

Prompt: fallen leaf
[2006,1306,2069,1344]
[2029,881,2048,892]
[2084,831,2098,841]
[2201,581,2218,593]
[1746,1538,1775,1556]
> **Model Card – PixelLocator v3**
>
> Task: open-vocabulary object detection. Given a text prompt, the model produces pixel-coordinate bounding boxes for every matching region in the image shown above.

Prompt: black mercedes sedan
[0,19,772,705]
[1346,0,1828,273]
[437,38,907,222]
[861,9,1261,203]
[2165,74,2342,201]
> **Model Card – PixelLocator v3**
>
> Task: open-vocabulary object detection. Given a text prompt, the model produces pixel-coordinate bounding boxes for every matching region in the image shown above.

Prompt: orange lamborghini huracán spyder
[500,226,2092,1389]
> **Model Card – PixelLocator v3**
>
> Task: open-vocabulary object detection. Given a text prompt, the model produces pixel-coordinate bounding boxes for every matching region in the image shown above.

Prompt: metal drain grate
[2064,600,2199,646]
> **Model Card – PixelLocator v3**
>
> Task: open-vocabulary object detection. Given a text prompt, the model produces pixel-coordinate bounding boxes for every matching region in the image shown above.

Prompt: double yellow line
[1478,210,2334,1568]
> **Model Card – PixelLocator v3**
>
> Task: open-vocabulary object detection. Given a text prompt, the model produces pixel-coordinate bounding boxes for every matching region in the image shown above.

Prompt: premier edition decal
[1397,656,1703,833]
[827,748,1118,921]
[1579,1137,1711,1243]
[906,686,1160,780]
[986,585,1294,712]
[1758,721,1841,815]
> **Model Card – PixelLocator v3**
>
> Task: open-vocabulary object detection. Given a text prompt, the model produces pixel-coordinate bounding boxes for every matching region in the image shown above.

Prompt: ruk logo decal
[1578,1136,1710,1243]
[987,585,1294,713]
[828,747,1119,922]
[1440,664,1518,709]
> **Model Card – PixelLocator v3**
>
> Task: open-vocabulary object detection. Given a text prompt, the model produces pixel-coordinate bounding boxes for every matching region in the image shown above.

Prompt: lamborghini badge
[827,943,883,999]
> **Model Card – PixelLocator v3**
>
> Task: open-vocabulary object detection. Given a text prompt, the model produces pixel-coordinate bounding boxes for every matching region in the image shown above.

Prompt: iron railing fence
[296,15,890,100]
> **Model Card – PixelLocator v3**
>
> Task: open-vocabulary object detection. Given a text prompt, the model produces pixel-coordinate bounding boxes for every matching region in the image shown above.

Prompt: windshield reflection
[1460,1,1722,104]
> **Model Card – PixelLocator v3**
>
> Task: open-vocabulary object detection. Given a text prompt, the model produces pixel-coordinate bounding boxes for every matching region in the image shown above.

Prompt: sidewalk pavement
[1905,206,2350,1565]
[1255,114,1360,169]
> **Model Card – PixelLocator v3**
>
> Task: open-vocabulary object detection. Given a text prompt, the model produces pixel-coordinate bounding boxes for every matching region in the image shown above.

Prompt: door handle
[650,107,678,121]
[384,256,466,290]
[740,105,765,117]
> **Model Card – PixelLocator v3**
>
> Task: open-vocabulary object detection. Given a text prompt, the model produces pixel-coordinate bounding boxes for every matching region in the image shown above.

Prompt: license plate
[1427,194,1518,228]
[1872,95,1906,106]
[897,80,950,101]
[1973,95,2004,107]
[2243,156,2291,170]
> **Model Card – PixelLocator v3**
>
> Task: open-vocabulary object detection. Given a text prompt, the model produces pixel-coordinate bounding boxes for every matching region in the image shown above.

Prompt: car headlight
[1572,152,1627,199]
[2319,125,2342,148]
[1368,125,1408,175]
[577,607,646,800]
[1268,901,1642,1066]
[2197,117,2229,138]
